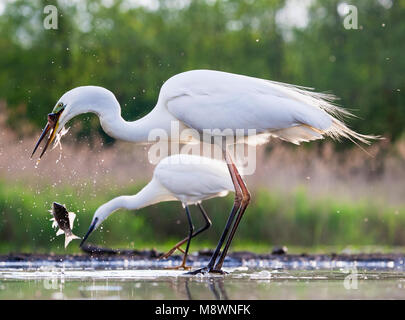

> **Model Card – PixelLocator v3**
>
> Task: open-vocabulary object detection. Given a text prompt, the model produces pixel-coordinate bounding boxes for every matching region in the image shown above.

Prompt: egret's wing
[166,71,330,130]
[155,154,234,200]
[164,70,375,145]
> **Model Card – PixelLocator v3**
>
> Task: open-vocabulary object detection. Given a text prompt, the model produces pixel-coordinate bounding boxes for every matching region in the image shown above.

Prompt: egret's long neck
[64,86,187,143]
[97,100,178,143]
[96,179,175,222]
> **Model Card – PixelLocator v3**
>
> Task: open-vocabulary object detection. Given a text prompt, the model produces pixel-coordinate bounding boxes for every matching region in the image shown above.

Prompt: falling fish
[50,202,80,248]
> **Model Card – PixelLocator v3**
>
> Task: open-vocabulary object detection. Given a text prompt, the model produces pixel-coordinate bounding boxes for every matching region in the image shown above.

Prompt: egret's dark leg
[214,160,251,270]
[187,203,241,274]
[187,148,243,275]
[214,201,249,270]
[197,203,212,234]
[182,205,194,267]
[166,205,194,270]
[160,203,212,259]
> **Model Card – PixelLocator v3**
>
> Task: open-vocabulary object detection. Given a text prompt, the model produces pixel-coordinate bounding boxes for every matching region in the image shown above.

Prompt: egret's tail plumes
[268,80,354,120]
[267,80,380,146]
[327,118,377,145]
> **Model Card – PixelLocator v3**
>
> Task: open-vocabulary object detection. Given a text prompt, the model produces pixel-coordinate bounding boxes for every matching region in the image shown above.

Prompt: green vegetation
[0,0,404,143]
[1,179,404,254]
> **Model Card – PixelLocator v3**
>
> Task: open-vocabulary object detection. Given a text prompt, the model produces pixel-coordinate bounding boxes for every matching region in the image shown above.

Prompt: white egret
[80,154,234,270]
[32,69,377,273]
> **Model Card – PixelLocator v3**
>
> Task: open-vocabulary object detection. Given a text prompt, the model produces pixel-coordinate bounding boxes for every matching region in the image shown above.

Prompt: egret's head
[31,100,66,159]
[79,202,114,247]
[31,86,118,159]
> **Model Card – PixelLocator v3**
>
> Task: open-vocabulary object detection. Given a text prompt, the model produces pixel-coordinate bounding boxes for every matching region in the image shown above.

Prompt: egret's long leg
[187,148,243,274]
[214,201,249,270]
[197,203,213,234]
[214,159,251,270]
[166,205,194,270]
[160,203,212,259]
[182,205,194,268]
[187,202,241,274]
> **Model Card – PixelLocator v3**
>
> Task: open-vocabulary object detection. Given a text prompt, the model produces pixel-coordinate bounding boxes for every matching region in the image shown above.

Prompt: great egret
[32,69,377,273]
[80,154,234,270]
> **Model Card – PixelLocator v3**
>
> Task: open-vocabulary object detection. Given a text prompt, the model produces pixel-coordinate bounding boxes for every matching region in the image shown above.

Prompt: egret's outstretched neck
[95,179,175,223]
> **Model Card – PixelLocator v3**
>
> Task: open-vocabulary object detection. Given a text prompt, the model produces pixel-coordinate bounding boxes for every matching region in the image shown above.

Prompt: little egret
[32,69,377,273]
[80,154,234,270]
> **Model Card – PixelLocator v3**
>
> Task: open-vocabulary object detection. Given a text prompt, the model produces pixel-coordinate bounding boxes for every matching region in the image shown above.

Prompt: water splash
[52,126,70,162]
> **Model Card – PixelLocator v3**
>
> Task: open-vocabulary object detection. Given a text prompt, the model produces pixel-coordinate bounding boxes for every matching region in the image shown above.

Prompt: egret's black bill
[31,111,63,159]
[80,218,98,247]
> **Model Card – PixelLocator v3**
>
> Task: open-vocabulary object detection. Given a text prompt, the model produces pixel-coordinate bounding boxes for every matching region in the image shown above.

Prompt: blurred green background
[0,0,404,254]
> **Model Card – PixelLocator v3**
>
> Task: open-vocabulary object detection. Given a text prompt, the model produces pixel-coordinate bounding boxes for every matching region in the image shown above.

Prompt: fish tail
[64,232,81,248]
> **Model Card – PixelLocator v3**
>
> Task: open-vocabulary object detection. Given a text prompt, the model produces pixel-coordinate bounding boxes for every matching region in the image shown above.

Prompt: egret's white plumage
[90,154,234,230]
[54,69,375,148]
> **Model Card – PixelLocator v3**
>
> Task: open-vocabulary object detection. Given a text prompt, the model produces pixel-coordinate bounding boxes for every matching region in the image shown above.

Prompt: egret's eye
[52,102,65,113]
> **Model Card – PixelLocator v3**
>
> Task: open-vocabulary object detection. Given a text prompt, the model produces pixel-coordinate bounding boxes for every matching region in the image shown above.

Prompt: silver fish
[50,202,80,248]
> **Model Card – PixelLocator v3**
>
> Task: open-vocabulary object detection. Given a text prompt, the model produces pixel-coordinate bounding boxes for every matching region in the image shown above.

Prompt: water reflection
[1,263,405,299]
[184,278,228,300]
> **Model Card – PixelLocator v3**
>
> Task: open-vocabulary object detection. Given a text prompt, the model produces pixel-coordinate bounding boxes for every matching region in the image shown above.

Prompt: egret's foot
[159,246,186,260]
[186,267,209,275]
[186,267,228,275]
[165,264,191,271]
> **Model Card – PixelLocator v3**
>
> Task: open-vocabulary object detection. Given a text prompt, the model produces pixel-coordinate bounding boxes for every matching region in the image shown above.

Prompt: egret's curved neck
[97,100,177,143]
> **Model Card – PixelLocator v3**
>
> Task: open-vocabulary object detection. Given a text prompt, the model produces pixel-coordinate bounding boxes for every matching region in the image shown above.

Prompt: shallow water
[1,260,405,299]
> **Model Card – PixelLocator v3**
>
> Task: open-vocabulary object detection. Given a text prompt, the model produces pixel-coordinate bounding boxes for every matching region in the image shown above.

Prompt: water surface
[1,258,404,299]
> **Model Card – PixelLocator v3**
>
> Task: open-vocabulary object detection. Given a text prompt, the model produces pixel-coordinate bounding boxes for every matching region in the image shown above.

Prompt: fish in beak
[80,217,98,247]
[31,110,63,159]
